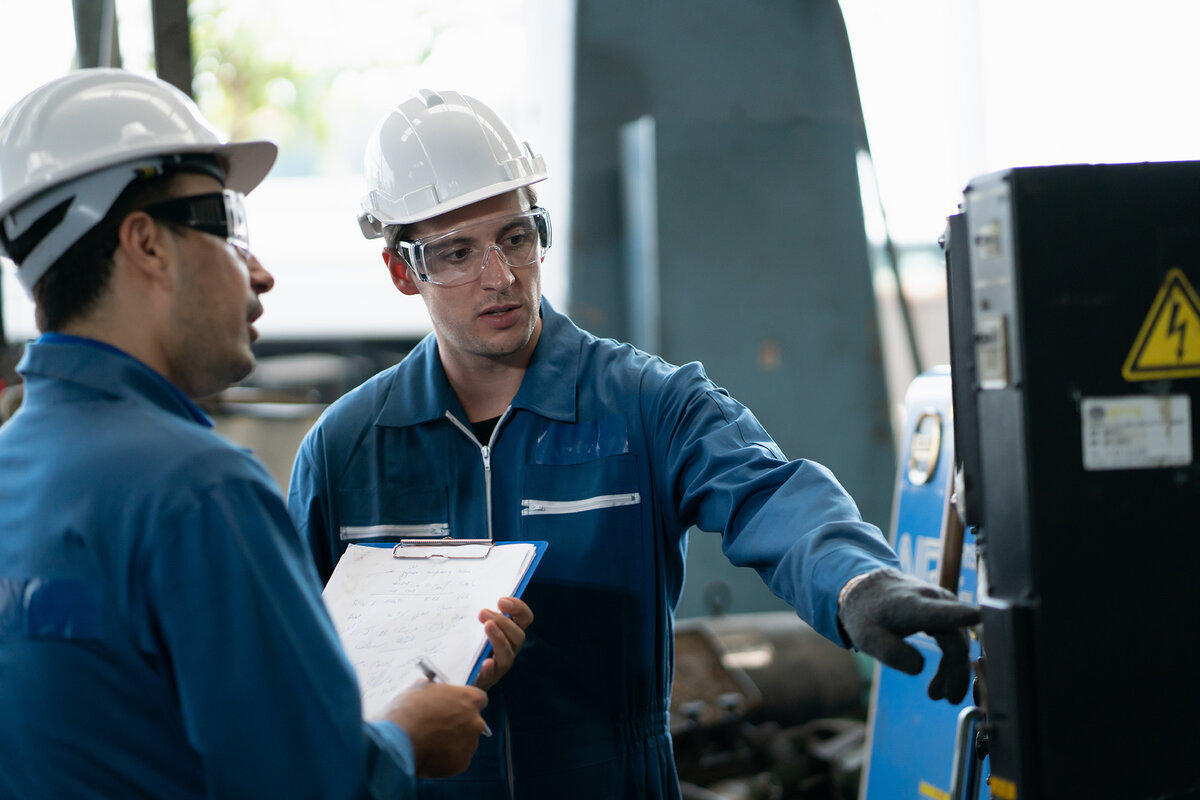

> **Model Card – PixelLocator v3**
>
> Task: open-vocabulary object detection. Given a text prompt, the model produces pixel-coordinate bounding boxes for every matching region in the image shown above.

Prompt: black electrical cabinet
[945,162,1200,800]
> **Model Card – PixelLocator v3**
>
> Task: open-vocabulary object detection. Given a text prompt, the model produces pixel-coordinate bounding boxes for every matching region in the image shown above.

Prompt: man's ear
[383,249,421,296]
[115,212,172,289]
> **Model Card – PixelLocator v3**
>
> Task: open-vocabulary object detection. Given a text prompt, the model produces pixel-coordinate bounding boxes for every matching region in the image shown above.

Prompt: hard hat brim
[218,139,278,195]
[0,139,277,222]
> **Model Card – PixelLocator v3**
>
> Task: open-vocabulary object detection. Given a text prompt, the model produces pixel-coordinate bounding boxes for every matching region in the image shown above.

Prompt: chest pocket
[524,415,641,515]
[522,416,642,540]
[337,485,450,541]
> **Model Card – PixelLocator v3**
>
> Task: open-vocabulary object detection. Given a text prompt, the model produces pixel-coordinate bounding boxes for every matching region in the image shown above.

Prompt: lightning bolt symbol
[1167,301,1187,360]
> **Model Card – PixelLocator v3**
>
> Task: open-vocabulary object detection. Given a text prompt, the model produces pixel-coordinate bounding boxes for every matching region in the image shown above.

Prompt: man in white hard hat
[289,89,980,799]
[0,70,532,799]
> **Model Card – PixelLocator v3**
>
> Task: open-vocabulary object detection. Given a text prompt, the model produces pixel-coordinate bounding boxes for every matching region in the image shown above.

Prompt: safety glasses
[143,189,250,250]
[396,207,552,287]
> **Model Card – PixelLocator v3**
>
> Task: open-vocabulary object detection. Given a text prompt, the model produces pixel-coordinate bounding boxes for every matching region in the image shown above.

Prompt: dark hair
[383,186,539,254]
[33,173,185,332]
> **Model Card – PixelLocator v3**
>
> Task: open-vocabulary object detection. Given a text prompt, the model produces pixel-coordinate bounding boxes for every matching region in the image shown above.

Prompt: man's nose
[479,245,514,289]
[242,247,275,293]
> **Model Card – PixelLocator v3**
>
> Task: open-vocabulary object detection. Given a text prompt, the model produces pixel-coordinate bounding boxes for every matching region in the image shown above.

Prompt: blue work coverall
[0,336,416,799]
[288,298,899,800]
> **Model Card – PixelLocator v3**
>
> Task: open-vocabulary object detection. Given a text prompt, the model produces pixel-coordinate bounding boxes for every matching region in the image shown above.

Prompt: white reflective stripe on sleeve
[520,493,641,516]
[339,523,450,541]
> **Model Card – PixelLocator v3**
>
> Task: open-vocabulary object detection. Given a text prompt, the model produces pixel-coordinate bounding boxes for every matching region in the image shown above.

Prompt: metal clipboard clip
[391,538,495,559]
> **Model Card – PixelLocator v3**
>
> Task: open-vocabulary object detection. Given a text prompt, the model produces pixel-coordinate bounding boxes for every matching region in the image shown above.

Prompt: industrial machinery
[671,612,870,799]
[945,162,1200,799]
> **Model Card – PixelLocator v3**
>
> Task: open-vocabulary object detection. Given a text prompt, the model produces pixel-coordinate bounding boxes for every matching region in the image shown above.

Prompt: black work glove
[837,567,981,704]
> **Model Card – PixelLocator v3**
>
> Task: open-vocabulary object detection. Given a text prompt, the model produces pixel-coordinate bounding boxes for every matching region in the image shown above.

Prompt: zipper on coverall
[443,407,516,798]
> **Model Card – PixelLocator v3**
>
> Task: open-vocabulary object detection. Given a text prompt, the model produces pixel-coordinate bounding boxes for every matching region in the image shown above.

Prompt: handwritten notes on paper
[322,542,539,720]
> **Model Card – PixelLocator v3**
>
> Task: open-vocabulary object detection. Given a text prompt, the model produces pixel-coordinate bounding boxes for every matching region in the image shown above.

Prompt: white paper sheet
[322,542,538,719]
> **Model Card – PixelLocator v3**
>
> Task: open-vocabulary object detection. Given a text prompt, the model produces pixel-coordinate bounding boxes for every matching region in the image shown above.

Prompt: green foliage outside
[187,0,444,177]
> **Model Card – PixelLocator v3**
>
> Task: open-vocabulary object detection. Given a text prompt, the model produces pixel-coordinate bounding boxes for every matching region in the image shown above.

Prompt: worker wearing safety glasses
[288,89,980,800]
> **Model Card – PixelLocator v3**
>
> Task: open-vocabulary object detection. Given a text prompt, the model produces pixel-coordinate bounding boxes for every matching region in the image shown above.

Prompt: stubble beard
[470,311,537,361]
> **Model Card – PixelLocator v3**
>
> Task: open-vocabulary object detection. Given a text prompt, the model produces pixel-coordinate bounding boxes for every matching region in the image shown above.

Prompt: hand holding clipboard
[323,539,545,720]
[468,595,534,691]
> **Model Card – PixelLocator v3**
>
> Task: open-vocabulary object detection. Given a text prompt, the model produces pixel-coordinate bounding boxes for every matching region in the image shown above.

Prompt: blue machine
[859,368,986,800]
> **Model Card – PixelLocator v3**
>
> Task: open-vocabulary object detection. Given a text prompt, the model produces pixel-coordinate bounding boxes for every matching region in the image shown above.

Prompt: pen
[417,657,493,737]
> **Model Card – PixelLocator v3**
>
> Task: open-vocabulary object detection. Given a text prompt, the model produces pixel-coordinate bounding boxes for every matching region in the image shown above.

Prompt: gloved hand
[837,567,981,703]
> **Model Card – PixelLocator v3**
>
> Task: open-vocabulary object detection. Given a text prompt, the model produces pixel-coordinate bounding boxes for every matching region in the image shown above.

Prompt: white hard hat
[358,89,547,238]
[0,68,277,295]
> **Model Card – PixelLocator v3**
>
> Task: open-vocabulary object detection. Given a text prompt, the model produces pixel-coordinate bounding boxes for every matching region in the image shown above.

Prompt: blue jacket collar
[19,334,214,427]
[375,296,582,428]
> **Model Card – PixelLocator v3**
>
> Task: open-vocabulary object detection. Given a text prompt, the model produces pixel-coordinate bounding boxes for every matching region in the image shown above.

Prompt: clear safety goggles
[396,206,552,287]
[143,189,250,251]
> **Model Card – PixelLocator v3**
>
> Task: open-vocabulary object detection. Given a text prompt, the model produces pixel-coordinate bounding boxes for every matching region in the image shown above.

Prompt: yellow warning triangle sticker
[1123,267,1200,381]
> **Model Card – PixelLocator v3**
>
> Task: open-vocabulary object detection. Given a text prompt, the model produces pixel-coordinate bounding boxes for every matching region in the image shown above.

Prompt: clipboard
[322,539,546,719]
[391,538,495,558]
